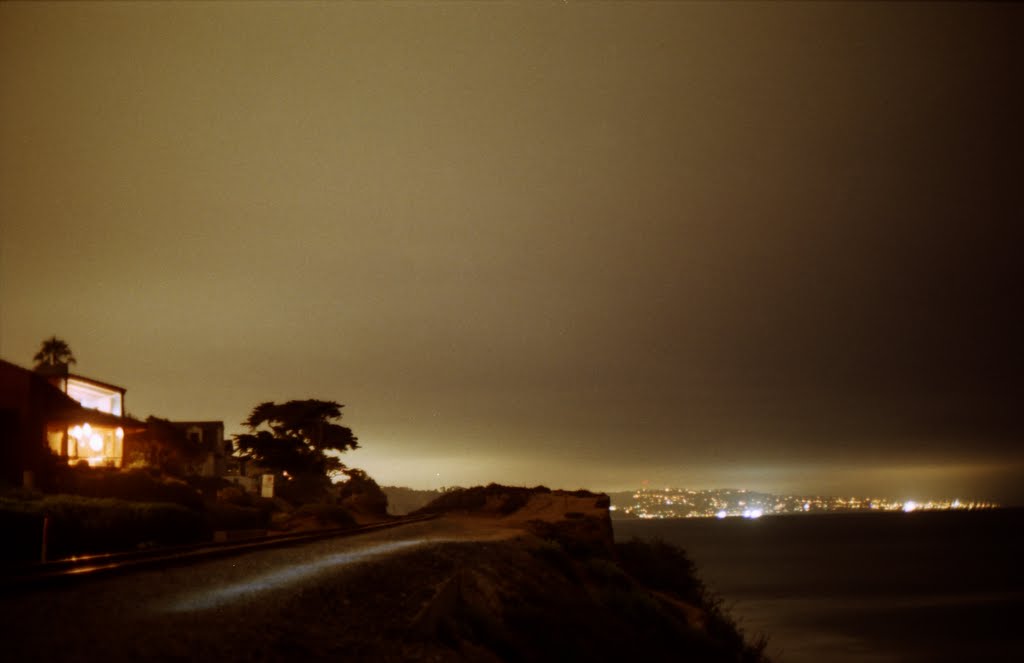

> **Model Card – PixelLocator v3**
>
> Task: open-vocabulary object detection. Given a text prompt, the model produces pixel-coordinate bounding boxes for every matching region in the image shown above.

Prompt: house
[35,363,142,468]
[0,359,142,486]
[169,420,228,477]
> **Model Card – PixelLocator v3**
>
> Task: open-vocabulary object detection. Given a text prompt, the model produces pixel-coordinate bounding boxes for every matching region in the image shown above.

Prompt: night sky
[2,3,1021,502]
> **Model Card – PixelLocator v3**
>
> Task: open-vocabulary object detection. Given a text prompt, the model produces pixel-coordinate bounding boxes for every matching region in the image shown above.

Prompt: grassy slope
[397,484,770,662]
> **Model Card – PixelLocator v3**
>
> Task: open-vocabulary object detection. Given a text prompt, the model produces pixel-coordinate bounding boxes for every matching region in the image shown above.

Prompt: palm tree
[33,336,77,370]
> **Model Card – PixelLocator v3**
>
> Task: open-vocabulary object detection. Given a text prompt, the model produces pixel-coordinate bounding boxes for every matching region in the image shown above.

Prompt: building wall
[0,360,79,485]
[172,421,227,477]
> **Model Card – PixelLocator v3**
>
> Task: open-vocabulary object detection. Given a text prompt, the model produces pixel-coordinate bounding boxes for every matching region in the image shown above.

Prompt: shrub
[60,468,204,510]
[415,484,539,515]
[0,494,208,561]
[615,537,703,604]
[292,504,356,528]
[497,489,530,515]
[275,474,332,505]
[187,475,235,499]
[583,557,631,588]
[205,502,269,531]
[216,485,251,506]
[527,518,613,560]
[337,468,389,517]
[614,538,771,662]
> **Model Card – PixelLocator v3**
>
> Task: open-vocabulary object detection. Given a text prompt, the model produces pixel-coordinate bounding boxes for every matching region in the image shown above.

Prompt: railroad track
[0,513,439,593]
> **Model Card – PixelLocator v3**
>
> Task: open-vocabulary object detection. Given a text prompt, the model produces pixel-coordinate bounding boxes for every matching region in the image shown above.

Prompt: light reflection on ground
[160,539,431,612]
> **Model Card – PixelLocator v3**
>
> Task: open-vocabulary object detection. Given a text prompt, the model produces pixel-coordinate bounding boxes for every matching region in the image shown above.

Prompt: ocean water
[613,509,1024,662]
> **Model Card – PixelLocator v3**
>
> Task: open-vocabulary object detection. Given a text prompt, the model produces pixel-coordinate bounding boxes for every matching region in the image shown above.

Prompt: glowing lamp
[115,427,124,439]
[89,434,103,452]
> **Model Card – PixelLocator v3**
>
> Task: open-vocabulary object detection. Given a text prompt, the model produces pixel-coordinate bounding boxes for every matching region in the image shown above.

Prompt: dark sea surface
[613,509,1024,662]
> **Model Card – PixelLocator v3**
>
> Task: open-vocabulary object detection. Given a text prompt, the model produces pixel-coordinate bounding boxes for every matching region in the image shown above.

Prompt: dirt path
[0,517,517,662]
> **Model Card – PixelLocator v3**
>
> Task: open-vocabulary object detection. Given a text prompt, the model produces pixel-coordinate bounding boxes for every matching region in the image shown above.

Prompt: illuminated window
[66,423,124,467]
[66,377,123,415]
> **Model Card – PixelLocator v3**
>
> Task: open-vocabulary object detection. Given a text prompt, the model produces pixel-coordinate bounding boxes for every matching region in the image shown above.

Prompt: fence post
[41,514,49,563]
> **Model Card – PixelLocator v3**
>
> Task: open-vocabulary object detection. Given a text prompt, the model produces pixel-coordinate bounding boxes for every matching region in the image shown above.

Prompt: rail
[0,513,439,593]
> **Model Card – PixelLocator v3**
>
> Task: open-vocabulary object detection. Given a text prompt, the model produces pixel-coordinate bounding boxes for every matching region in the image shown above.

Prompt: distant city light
[618,488,995,519]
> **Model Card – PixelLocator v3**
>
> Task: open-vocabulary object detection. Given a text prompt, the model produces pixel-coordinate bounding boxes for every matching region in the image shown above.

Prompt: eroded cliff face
[387,485,769,662]
[415,484,615,555]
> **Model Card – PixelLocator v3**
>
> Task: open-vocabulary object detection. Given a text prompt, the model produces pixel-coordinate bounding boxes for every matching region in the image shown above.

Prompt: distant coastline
[382,485,1000,520]
[604,487,998,519]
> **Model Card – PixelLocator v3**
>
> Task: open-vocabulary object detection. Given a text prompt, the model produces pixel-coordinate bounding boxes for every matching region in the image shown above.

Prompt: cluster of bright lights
[70,423,103,452]
[714,508,763,519]
[620,488,997,520]
[68,423,123,464]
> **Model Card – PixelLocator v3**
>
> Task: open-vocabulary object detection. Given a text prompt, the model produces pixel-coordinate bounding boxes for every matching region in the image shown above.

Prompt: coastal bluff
[374,484,770,662]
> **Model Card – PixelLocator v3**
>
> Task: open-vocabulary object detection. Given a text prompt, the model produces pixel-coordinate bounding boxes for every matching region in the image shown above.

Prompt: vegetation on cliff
[405,484,770,662]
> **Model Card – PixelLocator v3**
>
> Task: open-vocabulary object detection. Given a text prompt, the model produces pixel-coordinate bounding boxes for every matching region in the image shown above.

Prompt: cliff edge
[369,484,771,662]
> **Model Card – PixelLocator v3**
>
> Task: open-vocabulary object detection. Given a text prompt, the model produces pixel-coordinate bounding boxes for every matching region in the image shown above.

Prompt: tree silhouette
[233,399,358,479]
[33,336,77,370]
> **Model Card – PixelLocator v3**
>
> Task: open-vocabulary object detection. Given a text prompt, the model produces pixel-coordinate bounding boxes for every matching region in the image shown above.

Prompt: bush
[529,538,577,579]
[415,483,539,515]
[216,485,251,506]
[292,504,356,528]
[0,494,208,561]
[59,468,204,510]
[337,469,389,517]
[615,538,770,662]
[205,502,269,531]
[187,476,235,499]
[275,474,332,505]
[527,518,612,560]
[615,537,704,604]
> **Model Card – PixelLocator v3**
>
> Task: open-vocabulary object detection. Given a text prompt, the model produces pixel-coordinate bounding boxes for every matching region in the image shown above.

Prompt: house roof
[66,373,127,394]
[0,358,143,430]
[0,358,82,416]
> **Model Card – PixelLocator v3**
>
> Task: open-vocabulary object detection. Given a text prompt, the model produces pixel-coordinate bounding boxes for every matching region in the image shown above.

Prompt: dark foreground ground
[0,487,768,662]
